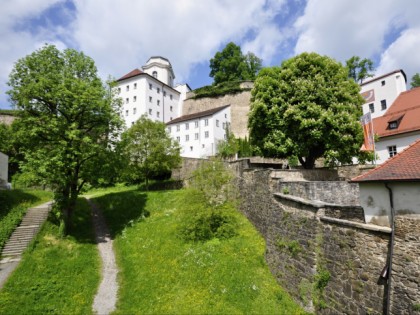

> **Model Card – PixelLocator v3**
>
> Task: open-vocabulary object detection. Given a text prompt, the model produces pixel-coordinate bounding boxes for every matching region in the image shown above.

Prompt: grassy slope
[94,188,306,314]
[0,189,52,251]
[0,198,100,315]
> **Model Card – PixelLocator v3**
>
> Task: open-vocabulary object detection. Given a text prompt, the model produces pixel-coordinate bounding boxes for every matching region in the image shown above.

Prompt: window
[388,145,397,158]
[195,133,199,140]
[134,83,137,89]
[176,136,180,142]
[125,110,129,116]
[149,96,152,102]
[163,91,166,97]
[157,88,160,94]
[190,146,193,152]
[205,119,209,126]
[176,125,180,131]
[126,98,129,104]
[369,103,374,113]
[195,121,199,128]
[185,123,189,130]
[133,96,137,102]
[167,126,171,133]
[157,111,160,118]
[389,121,398,129]
[223,122,226,129]
[216,119,219,127]
[225,113,227,118]
[205,131,209,138]
[381,80,386,86]
[117,87,121,94]
[131,122,134,126]
[170,94,173,100]
[149,83,152,90]
[202,144,205,148]
[133,107,137,115]
[153,71,157,78]
[157,100,160,106]
[224,134,227,140]
[185,135,189,141]
[149,108,152,115]
[170,117,173,120]
[381,100,387,110]
[126,85,129,91]
[170,106,173,112]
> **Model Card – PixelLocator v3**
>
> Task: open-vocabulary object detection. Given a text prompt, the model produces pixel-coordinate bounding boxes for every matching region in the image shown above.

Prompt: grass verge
[0,189,52,251]
[0,198,100,314]
[94,187,307,314]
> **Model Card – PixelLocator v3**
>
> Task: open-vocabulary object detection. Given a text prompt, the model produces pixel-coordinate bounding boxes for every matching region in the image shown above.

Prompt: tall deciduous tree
[249,52,372,169]
[120,115,181,188]
[346,56,375,83]
[209,42,262,85]
[410,73,420,88]
[7,44,122,234]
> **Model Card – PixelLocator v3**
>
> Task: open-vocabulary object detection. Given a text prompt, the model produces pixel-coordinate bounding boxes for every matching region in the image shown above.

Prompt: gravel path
[88,198,119,315]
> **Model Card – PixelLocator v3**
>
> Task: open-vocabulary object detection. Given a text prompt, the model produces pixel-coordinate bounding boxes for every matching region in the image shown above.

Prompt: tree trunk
[299,156,316,169]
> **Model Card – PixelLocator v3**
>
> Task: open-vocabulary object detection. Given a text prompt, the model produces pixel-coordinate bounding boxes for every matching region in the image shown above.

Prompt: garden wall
[238,169,420,314]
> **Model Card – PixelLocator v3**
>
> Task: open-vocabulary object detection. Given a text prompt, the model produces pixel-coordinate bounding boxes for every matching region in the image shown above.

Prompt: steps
[0,202,52,262]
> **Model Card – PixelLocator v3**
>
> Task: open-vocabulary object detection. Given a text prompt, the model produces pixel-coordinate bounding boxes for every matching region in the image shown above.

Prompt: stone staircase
[0,202,52,263]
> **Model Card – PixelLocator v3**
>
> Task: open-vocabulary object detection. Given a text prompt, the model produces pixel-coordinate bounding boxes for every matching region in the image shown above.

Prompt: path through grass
[94,187,306,314]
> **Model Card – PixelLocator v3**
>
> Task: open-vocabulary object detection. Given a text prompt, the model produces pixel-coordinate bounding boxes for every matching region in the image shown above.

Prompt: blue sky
[1,0,420,109]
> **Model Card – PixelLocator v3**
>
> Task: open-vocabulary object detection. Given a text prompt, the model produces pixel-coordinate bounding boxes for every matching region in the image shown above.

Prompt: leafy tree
[7,44,122,234]
[216,129,238,160]
[209,42,262,84]
[411,73,420,88]
[249,52,372,169]
[346,56,375,83]
[120,115,181,189]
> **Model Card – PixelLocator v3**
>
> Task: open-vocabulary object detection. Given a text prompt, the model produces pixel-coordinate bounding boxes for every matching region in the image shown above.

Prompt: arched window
[152,71,157,78]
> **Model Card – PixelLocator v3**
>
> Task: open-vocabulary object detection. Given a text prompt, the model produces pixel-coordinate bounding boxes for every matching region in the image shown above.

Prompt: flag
[360,112,374,151]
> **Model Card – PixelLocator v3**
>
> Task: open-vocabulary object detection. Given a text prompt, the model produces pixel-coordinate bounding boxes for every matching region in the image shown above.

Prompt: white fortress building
[116,56,190,127]
[360,69,407,119]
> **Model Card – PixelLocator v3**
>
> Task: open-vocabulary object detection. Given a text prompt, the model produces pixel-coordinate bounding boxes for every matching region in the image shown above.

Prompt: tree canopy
[249,52,372,169]
[120,115,181,188]
[346,56,375,83]
[7,44,122,234]
[411,73,420,88]
[209,42,262,85]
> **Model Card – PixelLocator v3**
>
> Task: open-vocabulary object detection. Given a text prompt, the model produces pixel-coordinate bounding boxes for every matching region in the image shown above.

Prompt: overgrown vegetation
[93,186,306,314]
[192,81,247,99]
[0,189,52,252]
[276,237,302,257]
[0,109,20,116]
[0,198,100,314]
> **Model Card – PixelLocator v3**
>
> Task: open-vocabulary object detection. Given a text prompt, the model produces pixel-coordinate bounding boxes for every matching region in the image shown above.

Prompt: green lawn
[0,198,100,315]
[0,189,53,251]
[94,187,306,314]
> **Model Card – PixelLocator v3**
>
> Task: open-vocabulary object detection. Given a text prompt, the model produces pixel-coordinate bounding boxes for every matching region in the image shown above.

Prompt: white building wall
[361,71,407,119]
[174,84,191,116]
[359,182,420,226]
[375,132,420,164]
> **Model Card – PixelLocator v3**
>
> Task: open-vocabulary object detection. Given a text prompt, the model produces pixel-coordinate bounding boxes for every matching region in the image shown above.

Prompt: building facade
[166,105,231,158]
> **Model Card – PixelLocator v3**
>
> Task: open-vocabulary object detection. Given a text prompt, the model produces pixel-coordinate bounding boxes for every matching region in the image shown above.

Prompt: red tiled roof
[360,69,406,86]
[351,139,420,182]
[166,105,230,125]
[116,68,143,82]
[372,87,420,138]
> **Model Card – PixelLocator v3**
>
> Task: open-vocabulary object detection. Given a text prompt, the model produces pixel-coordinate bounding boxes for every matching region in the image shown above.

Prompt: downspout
[384,182,395,315]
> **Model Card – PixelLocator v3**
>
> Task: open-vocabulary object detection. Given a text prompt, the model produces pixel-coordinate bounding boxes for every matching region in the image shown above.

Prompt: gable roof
[116,68,144,82]
[166,105,230,125]
[352,139,420,182]
[372,87,420,138]
[360,69,407,86]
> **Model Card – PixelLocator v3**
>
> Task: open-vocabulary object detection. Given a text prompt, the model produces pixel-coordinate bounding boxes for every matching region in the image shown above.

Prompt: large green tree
[7,44,122,234]
[209,42,262,84]
[410,73,420,88]
[120,115,181,188]
[346,56,375,83]
[249,52,371,169]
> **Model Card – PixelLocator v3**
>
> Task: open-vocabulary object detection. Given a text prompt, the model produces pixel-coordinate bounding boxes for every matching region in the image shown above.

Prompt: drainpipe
[384,182,395,315]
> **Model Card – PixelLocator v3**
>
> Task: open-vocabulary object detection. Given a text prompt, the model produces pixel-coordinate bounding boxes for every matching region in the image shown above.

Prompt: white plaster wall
[361,71,407,119]
[359,182,420,226]
[0,152,8,185]
[375,132,420,164]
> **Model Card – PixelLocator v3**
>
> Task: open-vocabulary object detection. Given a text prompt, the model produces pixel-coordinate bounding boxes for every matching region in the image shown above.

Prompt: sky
[1,0,420,109]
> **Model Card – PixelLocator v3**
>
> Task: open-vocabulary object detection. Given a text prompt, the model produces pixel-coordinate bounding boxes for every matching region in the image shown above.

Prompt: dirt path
[87,198,119,315]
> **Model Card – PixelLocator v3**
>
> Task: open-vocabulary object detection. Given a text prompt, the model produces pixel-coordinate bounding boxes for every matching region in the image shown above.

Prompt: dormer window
[387,115,404,130]
[152,71,158,78]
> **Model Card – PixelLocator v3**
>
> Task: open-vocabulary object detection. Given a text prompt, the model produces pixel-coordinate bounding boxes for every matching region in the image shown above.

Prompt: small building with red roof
[351,138,420,226]
[371,87,420,164]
